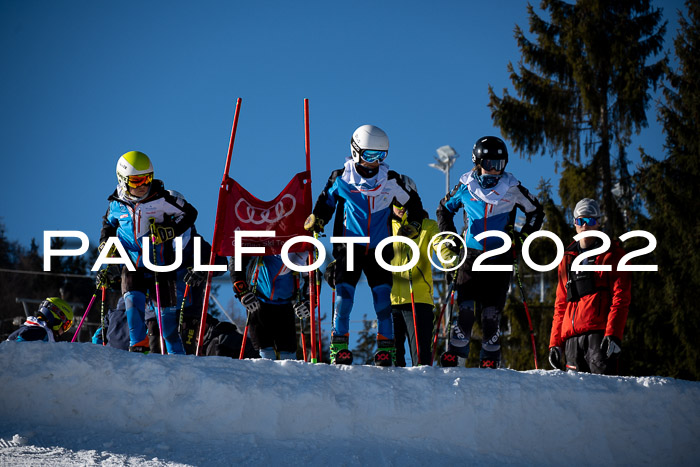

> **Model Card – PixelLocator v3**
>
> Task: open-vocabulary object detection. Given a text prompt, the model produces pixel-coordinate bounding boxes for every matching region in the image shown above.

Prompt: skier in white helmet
[98,150,197,354]
[304,124,424,366]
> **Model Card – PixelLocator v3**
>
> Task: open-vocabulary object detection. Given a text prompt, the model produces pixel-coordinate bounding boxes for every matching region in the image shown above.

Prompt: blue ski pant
[122,267,184,354]
[332,244,393,339]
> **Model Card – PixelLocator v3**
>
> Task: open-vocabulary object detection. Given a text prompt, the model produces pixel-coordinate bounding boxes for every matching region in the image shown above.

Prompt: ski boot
[128,337,150,354]
[440,351,460,367]
[450,322,470,348]
[479,349,501,369]
[330,334,353,365]
[374,338,396,367]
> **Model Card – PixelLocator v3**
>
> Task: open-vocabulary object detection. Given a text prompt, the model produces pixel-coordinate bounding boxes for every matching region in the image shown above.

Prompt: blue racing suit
[312,159,424,339]
[436,170,543,362]
[100,180,197,353]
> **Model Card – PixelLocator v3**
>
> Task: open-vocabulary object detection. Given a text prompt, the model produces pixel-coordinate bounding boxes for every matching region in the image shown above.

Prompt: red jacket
[549,240,632,348]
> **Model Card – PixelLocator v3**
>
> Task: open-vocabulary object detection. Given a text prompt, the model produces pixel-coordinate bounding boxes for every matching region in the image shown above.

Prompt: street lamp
[429,145,461,355]
[429,145,460,194]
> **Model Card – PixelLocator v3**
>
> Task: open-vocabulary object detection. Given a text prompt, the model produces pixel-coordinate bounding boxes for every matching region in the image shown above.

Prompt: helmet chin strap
[355,163,379,178]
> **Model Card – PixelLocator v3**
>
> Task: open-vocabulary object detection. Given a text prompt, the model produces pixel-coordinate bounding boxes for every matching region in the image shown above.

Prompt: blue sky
[0,1,686,343]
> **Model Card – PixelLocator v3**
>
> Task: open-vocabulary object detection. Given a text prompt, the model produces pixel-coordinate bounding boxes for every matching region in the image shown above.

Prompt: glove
[240,292,261,314]
[507,225,529,248]
[324,260,336,290]
[303,214,325,233]
[397,221,421,239]
[98,241,118,258]
[183,268,207,287]
[96,265,120,288]
[549,346,563,370]
[151,225,175,245]
[436,234,462,270]
[293,300,311,319]
[600,336,621,359]
[233,280,261,314]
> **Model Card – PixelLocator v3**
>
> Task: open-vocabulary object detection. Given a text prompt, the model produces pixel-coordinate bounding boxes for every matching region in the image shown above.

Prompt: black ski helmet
[472,136,508,172]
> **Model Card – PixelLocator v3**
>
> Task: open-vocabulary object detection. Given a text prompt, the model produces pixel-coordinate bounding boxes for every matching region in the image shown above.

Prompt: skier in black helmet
[436,136,543,368]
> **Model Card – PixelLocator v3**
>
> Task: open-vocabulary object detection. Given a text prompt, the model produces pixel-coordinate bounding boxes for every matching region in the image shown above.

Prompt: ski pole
[71,291,97,342]
[149,218,166,355]
[330,286,336,340]
[512,243,539,369]
[432,243,461,364]
[314,233,323,363]
[239,316,250,360]
[100,286,106,346]
[239,259,261,360]
[300,319,308,362]
[432,283,455,364]
[307,246,318,364]
[401,242,421,366]
[408,266,421,366]
[294,274,307,362]
[178,283,190,334]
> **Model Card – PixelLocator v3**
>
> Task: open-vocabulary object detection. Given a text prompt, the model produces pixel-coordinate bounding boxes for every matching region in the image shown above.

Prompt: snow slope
[1,342,699,466]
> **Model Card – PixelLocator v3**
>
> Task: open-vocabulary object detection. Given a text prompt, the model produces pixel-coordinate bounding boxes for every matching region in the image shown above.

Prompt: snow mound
[1,342,699,466]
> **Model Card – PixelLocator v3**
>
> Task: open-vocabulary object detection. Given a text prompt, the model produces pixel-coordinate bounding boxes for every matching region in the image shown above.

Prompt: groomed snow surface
[1,342,699,466]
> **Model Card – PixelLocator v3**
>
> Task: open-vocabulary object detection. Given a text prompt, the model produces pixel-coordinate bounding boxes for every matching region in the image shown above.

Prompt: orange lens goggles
[127,173,153,188]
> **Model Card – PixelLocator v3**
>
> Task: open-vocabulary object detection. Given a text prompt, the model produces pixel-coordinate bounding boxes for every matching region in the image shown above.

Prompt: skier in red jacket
[548,198,632,375]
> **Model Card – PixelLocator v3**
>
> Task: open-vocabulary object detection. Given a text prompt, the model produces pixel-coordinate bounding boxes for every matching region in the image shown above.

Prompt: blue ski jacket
[230,254,308,305]
[437,171,543,251]
[312,159,424,249]
[100,180,198,267]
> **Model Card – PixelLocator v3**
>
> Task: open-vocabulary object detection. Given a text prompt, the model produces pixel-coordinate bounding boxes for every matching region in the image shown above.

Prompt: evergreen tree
[489,0,666,236]
[632,0,700,380]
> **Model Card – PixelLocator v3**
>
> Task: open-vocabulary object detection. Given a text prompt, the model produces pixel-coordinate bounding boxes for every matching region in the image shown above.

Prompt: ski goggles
[39,300,73,332]
[351,137,388,163]
[360,149,388,163]
[480,158,507,172]
[574,217,599,227]
[127,173,153,188]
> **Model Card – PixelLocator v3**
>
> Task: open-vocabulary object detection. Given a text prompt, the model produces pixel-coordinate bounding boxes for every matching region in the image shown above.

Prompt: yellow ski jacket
[390,216,444,306]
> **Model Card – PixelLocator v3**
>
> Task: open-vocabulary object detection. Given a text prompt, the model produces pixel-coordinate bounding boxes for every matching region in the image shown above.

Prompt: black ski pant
[121,267,177,307]
[565,331,619,375]
[392,303,434,366]
[450,250,511,359]
[247,301,298,355]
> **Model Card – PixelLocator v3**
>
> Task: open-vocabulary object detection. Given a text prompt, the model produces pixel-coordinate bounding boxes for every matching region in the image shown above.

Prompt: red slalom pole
[197,98,242,356]
[408,268,421,365]
[304,98,318,363]
[315,238,323,362]
[513,248,539,369]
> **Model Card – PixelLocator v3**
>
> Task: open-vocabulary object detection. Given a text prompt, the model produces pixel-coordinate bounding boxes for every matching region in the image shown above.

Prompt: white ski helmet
[350,124,389,164]
[116,151,154,200]
[573,198,602,219]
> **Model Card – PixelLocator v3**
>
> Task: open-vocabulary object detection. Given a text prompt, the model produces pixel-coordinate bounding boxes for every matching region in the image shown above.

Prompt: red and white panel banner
[215,170,313,256]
